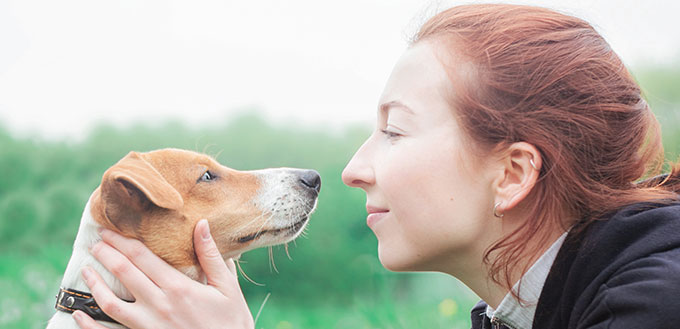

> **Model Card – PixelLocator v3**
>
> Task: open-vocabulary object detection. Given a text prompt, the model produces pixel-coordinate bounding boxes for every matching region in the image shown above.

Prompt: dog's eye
[200,171,215,182]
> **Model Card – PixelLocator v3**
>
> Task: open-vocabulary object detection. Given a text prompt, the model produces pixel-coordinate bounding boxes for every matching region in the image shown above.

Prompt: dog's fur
[47,148,319,328]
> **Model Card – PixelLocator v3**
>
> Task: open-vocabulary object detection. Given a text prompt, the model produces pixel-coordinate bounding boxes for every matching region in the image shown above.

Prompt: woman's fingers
[72,310,108,329]
[80,223,254,329]
[89,240,163,303]
[193,219,239,295]
[99,229,185,288]
[80,266,138,328]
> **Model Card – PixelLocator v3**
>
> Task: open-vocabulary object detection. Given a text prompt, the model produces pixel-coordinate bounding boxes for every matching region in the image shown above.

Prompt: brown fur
[90,149,268,269]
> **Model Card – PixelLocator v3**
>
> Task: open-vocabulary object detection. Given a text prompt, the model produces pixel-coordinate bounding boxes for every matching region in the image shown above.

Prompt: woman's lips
[366,205,389,228]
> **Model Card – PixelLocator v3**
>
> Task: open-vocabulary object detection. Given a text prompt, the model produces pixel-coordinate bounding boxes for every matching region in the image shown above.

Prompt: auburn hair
[413,4,680,294]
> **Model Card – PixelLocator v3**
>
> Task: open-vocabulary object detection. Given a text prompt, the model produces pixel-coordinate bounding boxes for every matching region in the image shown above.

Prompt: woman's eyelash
[380,129,401,139]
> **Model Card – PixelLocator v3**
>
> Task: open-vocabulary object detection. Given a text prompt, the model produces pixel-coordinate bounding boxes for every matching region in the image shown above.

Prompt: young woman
[74,4,680,329]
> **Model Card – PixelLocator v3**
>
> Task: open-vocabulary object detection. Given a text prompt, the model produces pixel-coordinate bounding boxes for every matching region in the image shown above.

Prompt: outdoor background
[1,0,679,328]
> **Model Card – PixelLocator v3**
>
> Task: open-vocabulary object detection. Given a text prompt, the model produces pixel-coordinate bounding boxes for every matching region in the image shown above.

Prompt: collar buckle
[54,287,120,324]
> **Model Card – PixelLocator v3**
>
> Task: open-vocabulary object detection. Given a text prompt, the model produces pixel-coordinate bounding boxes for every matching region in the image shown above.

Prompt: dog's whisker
[254,292,272,326]
[201,142,218,156]
[297,222,310,238]
[233,205,281,235]
[235,259,265,286]
[214,149,225,161]
[252,197,288,231]
[193,136,207,153]
[232,211,265,234]
[268,246,279,274]
[233,210,270,235]
[284,243,293,261]
[254,210,278,236]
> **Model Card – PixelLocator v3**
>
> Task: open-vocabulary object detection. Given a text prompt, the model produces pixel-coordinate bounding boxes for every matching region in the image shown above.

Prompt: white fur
[47,195,130,329]
[247,168,318,246]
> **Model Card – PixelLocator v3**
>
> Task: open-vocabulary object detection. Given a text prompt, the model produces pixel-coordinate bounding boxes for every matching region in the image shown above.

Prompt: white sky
[1,0,679,140]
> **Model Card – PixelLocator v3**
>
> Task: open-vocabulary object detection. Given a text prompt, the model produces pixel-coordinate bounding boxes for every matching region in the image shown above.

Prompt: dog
[47,148,320,328]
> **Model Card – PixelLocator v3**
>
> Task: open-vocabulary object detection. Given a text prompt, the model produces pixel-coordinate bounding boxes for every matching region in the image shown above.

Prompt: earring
[493,202,504,218]
[529,158,539,171]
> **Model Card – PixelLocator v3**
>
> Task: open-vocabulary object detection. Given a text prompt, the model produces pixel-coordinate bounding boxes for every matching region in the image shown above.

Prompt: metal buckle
[55,287,77,310]
[55,288,65,307]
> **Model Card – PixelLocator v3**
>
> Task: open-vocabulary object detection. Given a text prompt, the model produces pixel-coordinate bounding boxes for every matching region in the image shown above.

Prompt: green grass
[244,263,478,329]
[0,246,69,328]
[0,244,477,329]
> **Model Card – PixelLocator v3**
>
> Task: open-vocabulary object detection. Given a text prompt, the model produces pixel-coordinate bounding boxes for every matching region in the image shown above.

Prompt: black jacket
[470,202,680,329]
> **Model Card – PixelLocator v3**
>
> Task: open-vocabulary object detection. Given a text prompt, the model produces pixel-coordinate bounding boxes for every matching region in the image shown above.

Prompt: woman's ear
[492,142,541,216]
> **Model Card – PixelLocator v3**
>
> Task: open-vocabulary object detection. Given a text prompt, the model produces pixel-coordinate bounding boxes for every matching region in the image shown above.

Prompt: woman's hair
[413,4,680,293]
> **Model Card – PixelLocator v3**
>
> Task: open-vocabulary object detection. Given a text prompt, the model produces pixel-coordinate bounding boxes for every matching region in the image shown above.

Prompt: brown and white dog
[47,148,320,328]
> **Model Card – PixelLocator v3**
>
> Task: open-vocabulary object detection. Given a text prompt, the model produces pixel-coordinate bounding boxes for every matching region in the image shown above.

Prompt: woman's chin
[378,246,420,272]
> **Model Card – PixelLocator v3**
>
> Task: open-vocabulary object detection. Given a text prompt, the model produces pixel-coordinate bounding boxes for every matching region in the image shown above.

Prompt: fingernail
[99,227,112,238]
[89,242,101,254]
[73,310,84,322]
[200,220,211,241]
[82,267,93,285]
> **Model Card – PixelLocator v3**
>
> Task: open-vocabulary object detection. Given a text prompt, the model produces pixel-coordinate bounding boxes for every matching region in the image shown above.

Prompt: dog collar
[55,287,121,324]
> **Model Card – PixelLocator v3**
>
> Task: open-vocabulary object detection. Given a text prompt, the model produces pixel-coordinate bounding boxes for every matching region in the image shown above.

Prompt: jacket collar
[471,232,568,329]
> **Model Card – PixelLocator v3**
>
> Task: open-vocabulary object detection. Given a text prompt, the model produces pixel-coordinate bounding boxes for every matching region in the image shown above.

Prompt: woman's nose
[342,149,375,188]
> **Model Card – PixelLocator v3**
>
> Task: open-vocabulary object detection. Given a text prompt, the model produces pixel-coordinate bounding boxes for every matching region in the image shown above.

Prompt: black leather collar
[55,287,120,324]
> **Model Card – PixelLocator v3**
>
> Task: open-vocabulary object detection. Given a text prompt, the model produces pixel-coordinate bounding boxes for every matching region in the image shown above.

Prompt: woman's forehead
[378,42,456,118]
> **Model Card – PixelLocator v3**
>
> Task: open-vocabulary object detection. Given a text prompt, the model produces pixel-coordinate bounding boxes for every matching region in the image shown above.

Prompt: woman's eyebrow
[379,100,415,115]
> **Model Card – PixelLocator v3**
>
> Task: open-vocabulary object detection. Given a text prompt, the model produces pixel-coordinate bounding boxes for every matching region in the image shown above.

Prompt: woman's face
[342,42,498,273]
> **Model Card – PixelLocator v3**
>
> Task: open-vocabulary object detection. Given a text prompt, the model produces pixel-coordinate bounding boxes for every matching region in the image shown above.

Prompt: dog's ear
[100,151,184,232]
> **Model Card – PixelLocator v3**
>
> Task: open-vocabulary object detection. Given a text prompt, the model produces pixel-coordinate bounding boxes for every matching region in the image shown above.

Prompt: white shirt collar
[485,231,568,329]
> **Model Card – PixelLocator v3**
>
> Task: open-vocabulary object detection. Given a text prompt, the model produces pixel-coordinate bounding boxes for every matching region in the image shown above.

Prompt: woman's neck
[441,224,567,309]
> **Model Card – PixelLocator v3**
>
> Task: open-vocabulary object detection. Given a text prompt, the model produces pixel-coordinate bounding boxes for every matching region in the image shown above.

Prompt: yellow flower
[438,298,458,317]
[276,320,293,329]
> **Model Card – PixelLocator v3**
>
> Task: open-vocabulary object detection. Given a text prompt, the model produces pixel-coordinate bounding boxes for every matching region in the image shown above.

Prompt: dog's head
[90,148,320,276]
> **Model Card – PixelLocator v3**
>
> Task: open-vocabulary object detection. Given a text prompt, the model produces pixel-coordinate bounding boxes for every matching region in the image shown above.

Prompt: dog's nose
[297,170,321,193]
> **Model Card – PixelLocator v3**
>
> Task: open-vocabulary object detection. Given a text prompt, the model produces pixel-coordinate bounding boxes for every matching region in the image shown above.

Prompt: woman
[74,4,680,329]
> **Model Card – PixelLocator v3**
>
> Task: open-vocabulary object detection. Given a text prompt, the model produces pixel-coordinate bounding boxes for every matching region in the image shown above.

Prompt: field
[0,65,678,328]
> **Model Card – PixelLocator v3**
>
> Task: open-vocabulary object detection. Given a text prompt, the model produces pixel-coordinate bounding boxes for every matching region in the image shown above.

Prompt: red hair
[414,4,680,293]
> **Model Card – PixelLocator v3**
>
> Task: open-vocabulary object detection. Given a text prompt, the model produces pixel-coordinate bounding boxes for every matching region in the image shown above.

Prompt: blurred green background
[0,65,678,329]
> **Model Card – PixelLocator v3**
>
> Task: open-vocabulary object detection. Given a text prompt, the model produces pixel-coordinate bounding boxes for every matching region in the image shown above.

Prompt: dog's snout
[297,170,321,193]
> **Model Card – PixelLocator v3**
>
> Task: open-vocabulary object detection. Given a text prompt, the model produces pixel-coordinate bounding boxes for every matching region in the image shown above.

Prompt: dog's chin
[232,215,310,252]
[278,215,310,238]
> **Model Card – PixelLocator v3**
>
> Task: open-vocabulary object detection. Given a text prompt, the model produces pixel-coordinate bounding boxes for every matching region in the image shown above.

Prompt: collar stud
[65,296,75,308]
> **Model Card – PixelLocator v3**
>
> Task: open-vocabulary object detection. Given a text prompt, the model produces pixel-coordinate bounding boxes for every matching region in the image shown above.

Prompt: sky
[1,0,679,141]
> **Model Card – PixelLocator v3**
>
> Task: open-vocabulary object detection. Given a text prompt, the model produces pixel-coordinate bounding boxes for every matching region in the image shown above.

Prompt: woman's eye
[380,129,402,139]
[200,171,215,182]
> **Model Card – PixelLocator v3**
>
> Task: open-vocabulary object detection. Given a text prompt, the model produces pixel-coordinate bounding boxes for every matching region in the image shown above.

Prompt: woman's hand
[72,219,254,329]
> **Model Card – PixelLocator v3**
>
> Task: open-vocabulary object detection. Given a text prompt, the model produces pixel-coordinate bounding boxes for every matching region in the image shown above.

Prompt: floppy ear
[100,151,184,232]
